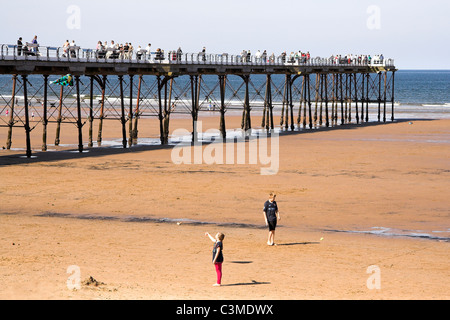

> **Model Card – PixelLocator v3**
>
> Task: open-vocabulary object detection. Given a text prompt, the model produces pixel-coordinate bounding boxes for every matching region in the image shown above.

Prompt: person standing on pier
[31,35,38,54]
[202,47,206,61]
[146,43,152,60]
[17,37,23,56]
[263,192,281,246]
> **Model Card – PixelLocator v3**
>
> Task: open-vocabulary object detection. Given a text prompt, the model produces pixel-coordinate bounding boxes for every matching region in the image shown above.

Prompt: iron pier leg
[157,75,165,145]
[42,75,48,151]
[297,77,304,128]
[190,75,199,143]
[128,75,134,147]
[75,75,84,153]
[378,72,381,122]
[289,75,294,131]
[319,74,324,126]
[88,76,94,148]
[133,75,142,145]
[22,75,32,158]
[307,74,313,129]
[340,74,345,125]
[6,75,17,150]
[303,76,307,128]
[361,72,365,123]
[383,72,387,123]
[325,74,329,127]
[97,75,106,146]
[219,75,227,139]
[391,71,396,122]
[365,73,369,123]
[348,73,352,123]
[55,85,63,146]
[354,73,359,124]
[268,75,274,130]
[118,75,127,148]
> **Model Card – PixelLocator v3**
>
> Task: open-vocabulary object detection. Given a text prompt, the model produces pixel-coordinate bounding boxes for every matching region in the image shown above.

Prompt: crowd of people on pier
[330,54,384,65]
[11,35,385,66]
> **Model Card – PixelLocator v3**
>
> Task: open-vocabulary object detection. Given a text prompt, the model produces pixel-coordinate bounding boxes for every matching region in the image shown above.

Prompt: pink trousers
[215,263,223,284]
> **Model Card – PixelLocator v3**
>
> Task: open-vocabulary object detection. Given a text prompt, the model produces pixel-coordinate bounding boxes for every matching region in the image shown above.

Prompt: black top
[212,241,223,263]
[263,200,278,222]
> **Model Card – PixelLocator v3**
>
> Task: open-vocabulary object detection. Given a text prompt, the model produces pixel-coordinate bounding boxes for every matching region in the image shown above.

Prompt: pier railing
[0,44,394,68]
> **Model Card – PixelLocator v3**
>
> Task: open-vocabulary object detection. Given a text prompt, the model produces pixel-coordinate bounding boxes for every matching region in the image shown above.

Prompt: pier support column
[297,76,304,128]
[283,74,292,131]
[22,75,32,158]
[325,74,329,127]
[340,74,345,125]
[241,75,251,133]
[267,74,274,130]
[6,74,17,150]
[162,77,174,145]
[88,76,95,148]
[157,75,165,145]
[391,71,396,122]
[128,75,134,147]
[354,73,359,124]
[42,75,49,151]
[361,72,365,123]
[302,76,308,128]
[307,74,313,129]
[348,73,352,123]
[118,75,127,148]
[289,75,294,131]
[365,73,369,123]
[189,75,200,143]
[331,74,336,126]
[133,75,142,145]
[383,71,387,123]
[75,75,84,153]
[280,77,286,127]
[319,74,324,126]
[314,73,319,126]
[219,75,227,138]
[378,72,382,122]
[97,75,107,146]
[55,85,63,146]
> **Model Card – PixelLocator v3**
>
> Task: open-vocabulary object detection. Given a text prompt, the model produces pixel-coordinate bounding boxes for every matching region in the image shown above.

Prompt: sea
[0,70,449,120]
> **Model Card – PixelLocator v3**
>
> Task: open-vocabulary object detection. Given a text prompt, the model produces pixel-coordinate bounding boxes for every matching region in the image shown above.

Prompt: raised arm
[205,232,216,243]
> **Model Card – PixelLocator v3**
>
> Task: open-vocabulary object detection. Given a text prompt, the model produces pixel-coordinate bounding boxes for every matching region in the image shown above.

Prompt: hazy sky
[1,0,449,69]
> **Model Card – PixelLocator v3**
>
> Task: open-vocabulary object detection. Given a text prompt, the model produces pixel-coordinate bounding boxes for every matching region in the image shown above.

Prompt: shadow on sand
[221,280,271,287]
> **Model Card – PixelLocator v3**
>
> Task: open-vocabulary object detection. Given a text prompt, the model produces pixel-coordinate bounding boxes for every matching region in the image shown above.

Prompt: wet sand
[0,115,449,299]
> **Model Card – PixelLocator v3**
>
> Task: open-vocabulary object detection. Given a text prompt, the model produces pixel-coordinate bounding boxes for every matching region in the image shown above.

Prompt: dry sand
[0,114,449,300]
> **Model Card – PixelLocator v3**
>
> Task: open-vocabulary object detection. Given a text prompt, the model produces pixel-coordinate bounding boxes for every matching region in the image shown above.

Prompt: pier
[0,44,396,158]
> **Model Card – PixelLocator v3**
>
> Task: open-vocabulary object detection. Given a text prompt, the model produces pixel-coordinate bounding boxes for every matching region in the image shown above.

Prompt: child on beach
[263,192,281,246]
[205,232,225,286]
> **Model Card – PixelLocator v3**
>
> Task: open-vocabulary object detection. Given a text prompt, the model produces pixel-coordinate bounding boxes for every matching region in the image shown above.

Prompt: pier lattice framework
[0,51,396,158]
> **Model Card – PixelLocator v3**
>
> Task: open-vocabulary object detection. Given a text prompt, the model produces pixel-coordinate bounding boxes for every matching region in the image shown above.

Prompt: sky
[1,0,449,69]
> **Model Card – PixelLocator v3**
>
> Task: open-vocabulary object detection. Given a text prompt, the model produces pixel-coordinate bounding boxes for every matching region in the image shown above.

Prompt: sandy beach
[0,114,449,300]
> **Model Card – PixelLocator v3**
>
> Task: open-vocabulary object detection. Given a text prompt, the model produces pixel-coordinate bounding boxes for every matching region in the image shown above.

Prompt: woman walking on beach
[205,232,225,286]
[263,192,281,246]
